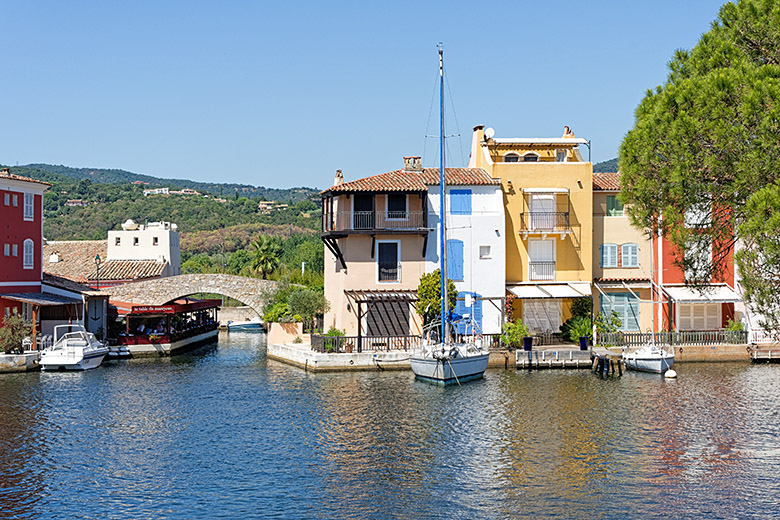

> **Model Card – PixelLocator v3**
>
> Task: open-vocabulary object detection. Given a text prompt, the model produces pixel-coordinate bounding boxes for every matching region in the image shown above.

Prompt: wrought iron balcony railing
[520,212,570,233]
[322,210,426,233]
[529,261,556,281]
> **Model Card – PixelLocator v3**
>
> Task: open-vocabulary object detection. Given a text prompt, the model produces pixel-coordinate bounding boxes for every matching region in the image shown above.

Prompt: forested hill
[593,158,618,172]
[19,163,318,202]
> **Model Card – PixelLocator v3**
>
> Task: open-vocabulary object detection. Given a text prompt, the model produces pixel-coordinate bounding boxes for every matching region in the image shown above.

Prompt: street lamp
[95,254,102,290]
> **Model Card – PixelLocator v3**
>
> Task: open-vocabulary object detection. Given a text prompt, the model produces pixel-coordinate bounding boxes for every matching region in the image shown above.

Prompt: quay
[0,352,40,373]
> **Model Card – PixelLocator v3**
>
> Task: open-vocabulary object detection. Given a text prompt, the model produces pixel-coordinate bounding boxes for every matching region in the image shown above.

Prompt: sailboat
[409,45,491,385]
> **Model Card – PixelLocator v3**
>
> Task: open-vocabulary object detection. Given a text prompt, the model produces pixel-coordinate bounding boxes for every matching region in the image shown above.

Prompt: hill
[593,158,618,173]
[19,163,318,202]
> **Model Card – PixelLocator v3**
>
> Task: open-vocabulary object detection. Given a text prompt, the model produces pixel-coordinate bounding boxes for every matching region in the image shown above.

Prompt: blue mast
[439,43,446,343]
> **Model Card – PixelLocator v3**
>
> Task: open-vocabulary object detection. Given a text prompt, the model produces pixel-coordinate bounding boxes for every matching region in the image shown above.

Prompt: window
[3,193,8,206]
[606,195,624,216]
[12,194,17,207]
[133,237,139,246]
[523,153,540,162]
[529,239,555,280]
[386,194,407,219]
[446,239,464,281]
[684,238,712,282]
[555,149,567,162]
[621,243,639,268]
[11,244,17,257]
[377,241,399,282]
[23,239,34,269]
[530,194,555,230]
[601,243,618,268]
[23,193,34,220]
[153,237,159,246]
[685,203,712,228]
[479,245,491,259]
[601,293,640,331]
[115,237,121,246]
[504,154,519,163]
[450,189,472,215]
[678,303,720,331]
[3,244,8,256]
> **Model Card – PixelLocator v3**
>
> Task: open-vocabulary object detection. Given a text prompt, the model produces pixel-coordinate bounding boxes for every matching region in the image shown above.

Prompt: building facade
[468,126,593,334]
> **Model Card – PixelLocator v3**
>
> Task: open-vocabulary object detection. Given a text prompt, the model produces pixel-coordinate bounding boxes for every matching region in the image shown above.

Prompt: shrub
[0,315,32,354]
[325,326,345,337]
[564,315,593,342]
[501,320,530,348]
[726,318,745,332]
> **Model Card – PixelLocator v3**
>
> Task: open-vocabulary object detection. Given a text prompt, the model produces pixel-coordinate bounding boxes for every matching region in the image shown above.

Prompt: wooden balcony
[322,210,427,236]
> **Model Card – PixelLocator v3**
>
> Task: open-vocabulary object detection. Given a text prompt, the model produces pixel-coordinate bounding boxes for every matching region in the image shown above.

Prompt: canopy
[663,284,741,303]
[508,282,591,299]
[1,292,82,306]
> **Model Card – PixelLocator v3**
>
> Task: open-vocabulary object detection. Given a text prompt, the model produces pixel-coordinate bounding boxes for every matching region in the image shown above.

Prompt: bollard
[618,359,623,376]
[592,355,599,372]
[610,359,615,375]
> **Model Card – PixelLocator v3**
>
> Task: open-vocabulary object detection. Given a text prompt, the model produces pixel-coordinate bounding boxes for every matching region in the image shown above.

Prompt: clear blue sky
[2,0,726,189]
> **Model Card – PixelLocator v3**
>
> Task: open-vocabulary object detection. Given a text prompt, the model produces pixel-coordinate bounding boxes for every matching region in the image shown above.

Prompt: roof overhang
[1,292,83,306]
[493,138,589,146]
[344,290,419,303]
[663,284,742,303]
[507,282,592,299]
[522,187,570,194]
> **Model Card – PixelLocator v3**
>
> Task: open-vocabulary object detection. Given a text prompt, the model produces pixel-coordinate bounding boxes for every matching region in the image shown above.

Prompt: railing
[520,212,570,233]
[379,263,401,282]
[311,334,421,353]
[599,330,749,347]
[323,210,426,233]
[750,330,780,344]
[529,261,556,281]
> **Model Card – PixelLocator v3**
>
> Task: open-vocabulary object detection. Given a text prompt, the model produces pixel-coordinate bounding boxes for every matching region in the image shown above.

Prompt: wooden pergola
[2,292,83,349]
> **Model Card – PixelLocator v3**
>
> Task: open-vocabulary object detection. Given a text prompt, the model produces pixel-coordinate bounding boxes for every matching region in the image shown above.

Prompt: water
[2,333,780,519]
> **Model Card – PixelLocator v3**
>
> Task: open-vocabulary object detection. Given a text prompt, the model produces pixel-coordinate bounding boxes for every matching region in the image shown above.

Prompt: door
[353,193,374,230]
[377,242,399,282]
[529,239,555,281]
[530,194,555,230]
[366,301,410,336]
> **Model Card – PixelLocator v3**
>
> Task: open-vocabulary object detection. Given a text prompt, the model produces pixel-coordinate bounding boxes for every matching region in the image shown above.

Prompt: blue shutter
[473,292,482,332]
[454,292,482,335]
[450,190,472,215]
[600,244,604,268]
[454,296,467,335]
[446,239,464,281]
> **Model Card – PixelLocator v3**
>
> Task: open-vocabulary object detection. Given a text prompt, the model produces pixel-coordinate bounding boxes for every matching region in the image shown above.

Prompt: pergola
[2,292,83,348]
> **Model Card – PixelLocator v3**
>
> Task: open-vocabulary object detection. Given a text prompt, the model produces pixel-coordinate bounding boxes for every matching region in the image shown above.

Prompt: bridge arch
[104,274,277,316]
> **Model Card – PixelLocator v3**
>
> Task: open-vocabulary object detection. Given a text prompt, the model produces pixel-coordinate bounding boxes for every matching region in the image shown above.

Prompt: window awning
[663,284,742,303]
[507,282,591,299]
[1,292,83,306]
[344,290,419,303]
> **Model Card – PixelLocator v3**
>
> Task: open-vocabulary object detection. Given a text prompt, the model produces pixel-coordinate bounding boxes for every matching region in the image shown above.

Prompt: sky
[2,1,727,189]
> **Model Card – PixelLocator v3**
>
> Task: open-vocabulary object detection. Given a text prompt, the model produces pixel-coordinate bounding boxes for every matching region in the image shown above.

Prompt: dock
[749,346,780,363]
[515,346,611,369]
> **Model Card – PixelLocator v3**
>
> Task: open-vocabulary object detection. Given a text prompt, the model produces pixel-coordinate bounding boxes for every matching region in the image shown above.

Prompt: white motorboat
[409,45,490,385]
[40,324,109,371]
[622,343,675,374]
[227,316,264,331]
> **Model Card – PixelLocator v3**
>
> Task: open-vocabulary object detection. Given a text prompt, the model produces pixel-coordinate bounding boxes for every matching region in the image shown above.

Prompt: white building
[425,181,506,335]
[107,220,181,275]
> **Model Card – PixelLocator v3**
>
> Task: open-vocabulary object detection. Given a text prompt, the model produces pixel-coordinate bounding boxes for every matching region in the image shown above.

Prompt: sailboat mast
[439,43,447,343]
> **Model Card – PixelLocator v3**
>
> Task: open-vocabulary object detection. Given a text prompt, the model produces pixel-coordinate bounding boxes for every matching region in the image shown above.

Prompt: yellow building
[468,125,592,333]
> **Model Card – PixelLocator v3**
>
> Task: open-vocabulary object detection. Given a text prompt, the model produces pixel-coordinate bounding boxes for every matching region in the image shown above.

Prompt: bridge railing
[311,334,421,353]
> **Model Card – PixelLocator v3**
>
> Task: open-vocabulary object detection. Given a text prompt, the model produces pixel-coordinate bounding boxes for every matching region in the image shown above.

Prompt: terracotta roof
[43,240,108,283]
[86,259,167,281]
[0,169,52,187]
[322,168,498,194]
[43,272,95,293]
[593,172,621,191]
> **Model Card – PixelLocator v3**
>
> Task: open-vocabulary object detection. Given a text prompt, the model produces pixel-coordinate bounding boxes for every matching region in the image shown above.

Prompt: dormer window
[504,153,519,163]
[523,152,540,162]
[555,149,567,162]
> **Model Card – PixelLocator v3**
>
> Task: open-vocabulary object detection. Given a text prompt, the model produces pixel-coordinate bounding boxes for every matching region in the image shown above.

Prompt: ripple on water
[1,338,780,519]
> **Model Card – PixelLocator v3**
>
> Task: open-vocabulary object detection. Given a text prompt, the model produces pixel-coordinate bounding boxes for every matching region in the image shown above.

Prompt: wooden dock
[749,346,780,363]
[515,347,612,369]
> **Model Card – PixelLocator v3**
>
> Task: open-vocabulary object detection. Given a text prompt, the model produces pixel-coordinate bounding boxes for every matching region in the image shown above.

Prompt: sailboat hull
[410,352,489,385]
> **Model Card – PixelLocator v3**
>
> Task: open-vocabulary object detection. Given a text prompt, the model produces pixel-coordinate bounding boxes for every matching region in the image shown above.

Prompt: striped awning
[344,290,419,303]
[507,282,591,299]
[663,284,741,303]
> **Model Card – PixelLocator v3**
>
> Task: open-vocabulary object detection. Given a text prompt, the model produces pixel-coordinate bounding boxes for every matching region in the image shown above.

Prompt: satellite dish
[484,127,495,139]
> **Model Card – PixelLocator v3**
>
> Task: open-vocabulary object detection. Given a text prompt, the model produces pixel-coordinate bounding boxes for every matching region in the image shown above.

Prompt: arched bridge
[104,274,277,315]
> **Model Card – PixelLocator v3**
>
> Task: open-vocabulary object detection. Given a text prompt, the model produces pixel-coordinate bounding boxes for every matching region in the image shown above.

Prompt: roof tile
[593,172,621,191]
[322,168,499,194]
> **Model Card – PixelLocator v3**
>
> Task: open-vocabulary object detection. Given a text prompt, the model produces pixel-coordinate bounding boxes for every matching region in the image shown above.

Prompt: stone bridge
[104,274,277,315]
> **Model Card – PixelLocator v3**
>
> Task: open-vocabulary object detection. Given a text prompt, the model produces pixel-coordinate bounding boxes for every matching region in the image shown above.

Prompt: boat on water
[40,324,109,371]
[227,316,264,332]
[113,298,220,356]
[622,343,675,374]
[409,45,490,385]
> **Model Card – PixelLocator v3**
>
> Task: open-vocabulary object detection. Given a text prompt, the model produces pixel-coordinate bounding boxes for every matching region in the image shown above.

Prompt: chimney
[334,169,344,186]
[403,156,422,171]
[1,167,9,175]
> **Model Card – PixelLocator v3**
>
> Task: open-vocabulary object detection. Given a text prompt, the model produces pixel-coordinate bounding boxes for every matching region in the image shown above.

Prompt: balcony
[378,263,401,283]
[529,261,556,281]
[520,212,570,235]
[322,210,427,235]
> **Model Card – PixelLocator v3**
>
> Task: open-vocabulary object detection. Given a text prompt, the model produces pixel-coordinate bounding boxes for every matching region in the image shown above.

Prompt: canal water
[2,333,779,519]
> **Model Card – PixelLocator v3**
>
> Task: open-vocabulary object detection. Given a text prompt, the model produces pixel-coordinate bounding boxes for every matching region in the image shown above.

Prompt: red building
[0,168,49,315]
[651,208,741,332]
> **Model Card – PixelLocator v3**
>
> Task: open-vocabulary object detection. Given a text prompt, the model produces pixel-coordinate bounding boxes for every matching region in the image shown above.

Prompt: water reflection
[2,337,780,519]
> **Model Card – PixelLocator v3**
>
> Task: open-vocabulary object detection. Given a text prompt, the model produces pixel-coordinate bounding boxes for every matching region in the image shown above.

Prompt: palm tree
[250,235,280,279]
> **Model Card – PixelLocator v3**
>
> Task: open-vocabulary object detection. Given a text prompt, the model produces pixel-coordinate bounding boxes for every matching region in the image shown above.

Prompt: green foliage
[250,235,281,279]
[500,320,530,348]
[262,302,290,323]
[594,311,621,335]
[416,269,458,326]
[726,318,746,332]
[560,298,591,340]
[736,180,780,331]
[619,0,780,288]
[0,315,32,354]
[593,158,618,173]
[325,326,345,337]
[563,316,593,343]
[287,288,329,321]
